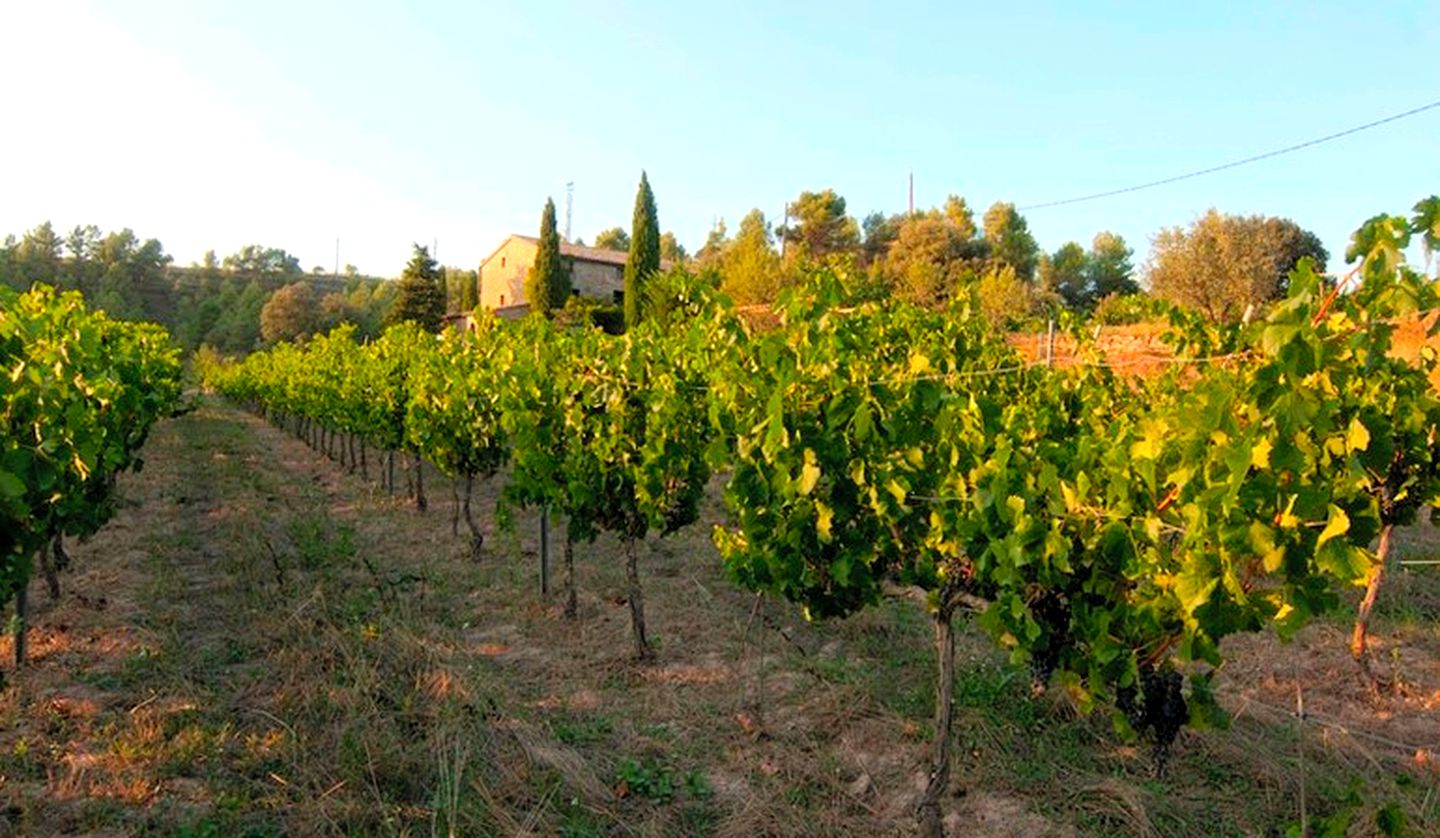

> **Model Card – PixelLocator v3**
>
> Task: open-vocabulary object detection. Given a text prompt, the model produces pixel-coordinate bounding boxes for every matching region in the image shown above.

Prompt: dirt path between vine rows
[0,399,1436,836]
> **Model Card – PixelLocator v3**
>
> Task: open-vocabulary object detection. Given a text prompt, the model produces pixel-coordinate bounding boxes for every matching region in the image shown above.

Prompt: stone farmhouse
[479,235,664,317]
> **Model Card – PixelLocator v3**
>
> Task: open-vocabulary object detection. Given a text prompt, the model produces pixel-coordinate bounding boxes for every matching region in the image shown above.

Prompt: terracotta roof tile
[496,234,672,270]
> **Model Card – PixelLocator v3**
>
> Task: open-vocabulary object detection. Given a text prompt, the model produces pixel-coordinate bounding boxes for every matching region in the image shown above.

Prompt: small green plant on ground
[614,756,676,803]
[551,713,613,746]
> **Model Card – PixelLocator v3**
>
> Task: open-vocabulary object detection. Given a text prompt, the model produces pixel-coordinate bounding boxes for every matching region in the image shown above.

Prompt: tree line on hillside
[0,222,487,352]
[513,175,1331,334]
[588,226,688,264]
[2,183,1337,357]
[257,247,479,344]
[680,189,1327,325]
[0,222,173,321]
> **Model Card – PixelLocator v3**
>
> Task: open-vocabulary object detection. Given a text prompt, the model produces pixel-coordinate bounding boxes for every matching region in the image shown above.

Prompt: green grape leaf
[798,449,821,496]
[0,470,23,501]
[1315,505,1350,550]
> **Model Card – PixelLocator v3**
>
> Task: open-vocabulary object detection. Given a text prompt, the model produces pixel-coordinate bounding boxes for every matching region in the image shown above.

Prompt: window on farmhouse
[613,290,623,305]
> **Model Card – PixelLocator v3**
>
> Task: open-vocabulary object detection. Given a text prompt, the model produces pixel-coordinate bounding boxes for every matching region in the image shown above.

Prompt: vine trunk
[624,538,652,661]
[1350,523,1395,692]
[461,473,483,562]
[918,601,958,838]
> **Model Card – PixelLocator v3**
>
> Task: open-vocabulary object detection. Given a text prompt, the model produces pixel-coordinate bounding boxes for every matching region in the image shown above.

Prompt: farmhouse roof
[479,234,672,270]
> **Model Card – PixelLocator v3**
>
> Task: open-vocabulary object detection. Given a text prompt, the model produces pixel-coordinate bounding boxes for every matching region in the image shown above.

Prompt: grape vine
[1,284,182,668]
[202,198,1440,835]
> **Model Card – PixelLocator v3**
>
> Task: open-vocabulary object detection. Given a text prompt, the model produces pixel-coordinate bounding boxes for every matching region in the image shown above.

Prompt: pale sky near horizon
[3,1,1437,278]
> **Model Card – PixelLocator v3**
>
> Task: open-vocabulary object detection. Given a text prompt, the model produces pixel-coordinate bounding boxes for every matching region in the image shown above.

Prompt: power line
[1019,97,1440,211]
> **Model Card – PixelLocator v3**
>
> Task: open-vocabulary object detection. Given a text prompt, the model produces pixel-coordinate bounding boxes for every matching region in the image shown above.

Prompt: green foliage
[1040,241,1088,307]
[175,271,358,354]
[1284,791,1410,838]
[593,227,630,252]
[526,198,571,317]
[1,284,183,608]
[610,757,709,806]
[693,219,729,269]
[860,211,902,266]
[879,210,989,306]
[974,264,1038,327]
[498,317,716,547]
[1148,210,1328,321]
[3,223,64,291]
[208,292,731,656]
[211,280,268,351]
[981,202,1039,282]
[1377,801,1408,836]
[445,266,478,313]
[943,195,979,241]
[1087,231,1138,302]
[716,209,782,305]
[205,322,427,456]
[202,195,1440,773]
[642,268,720,325]
[549,713,613,746]
[613,757,676,803]
[406,316,510,482]
[710,271,1028,620]
[222,245,303,281]
[624,172,661,328]
[0,220,396,352]
[782,189,861,262]
[659,231,687,265]
[259,282,318,344]
[683,769,713,799]
[387,245,445,332]
[554,297,626,335]
[0,222,176,324]
[1091,292,1169,326]
[1411,196,1440,260]
[709,196,1440,759]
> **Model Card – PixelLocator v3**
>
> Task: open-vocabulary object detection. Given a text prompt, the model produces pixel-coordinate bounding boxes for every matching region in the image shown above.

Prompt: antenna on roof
[564,181,574,243]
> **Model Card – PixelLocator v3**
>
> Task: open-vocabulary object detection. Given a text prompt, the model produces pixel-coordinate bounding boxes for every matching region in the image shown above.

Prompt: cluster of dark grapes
[1026,590,1071,688]
[1117,665,1187,774]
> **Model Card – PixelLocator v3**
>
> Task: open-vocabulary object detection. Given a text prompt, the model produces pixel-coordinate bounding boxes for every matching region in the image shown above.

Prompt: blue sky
[3,1,1437,276]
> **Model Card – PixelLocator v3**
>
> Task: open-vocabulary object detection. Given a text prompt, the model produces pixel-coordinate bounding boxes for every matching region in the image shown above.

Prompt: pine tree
[624,172,660,328]
[525,198,570,316]
[386,244,445,331]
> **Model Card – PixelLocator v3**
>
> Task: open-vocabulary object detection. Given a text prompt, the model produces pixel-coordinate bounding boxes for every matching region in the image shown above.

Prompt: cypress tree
[525,197,570,316]
[623,171,660,328]
[386,244,446,331]
[459,269,477,311]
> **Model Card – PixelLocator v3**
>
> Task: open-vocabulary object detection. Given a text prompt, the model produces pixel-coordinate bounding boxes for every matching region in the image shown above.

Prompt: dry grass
[0,399,1436,835]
